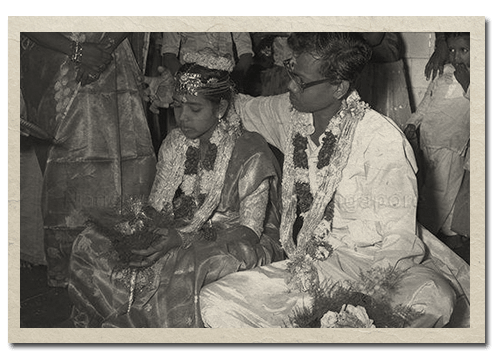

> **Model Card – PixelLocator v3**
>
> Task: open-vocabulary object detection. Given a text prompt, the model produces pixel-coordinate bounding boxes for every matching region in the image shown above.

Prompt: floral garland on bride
[280,91,370,292]
[149,104,242,246]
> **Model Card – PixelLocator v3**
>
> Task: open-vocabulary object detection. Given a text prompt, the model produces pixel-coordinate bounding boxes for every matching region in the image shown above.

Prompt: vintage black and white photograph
[8,15,485,344]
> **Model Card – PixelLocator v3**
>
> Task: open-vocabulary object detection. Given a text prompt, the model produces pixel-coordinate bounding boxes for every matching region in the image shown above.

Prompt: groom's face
[287,52,337,113]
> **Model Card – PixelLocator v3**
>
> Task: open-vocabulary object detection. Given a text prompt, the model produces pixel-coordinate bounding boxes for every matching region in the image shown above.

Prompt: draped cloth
[200,224,469,328]
[407,64,470,235]
[20,143,46,265]
[68,130,284,327]
[20,91,46,265]
[161,32,253,60]
[20,32,156,286]
[199,92,469,328]
[356,33,412,130]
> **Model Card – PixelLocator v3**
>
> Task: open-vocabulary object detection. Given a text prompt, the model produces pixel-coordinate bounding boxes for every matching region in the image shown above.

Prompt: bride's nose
[176,107,189,127]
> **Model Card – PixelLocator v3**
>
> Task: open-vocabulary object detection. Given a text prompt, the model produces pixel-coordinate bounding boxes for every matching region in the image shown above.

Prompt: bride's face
[172,92,219,141]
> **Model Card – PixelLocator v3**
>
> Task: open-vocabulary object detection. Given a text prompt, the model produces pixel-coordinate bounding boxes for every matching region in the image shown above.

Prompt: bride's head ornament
[175,48,235,97]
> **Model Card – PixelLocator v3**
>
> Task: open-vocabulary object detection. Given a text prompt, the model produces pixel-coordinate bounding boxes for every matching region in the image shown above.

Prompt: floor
[19,236,470,329]
[20,262,73,328]
[438,235,470,266]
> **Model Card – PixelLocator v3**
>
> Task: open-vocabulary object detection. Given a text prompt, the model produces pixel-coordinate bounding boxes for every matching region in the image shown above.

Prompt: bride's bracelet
[70,40,83,64]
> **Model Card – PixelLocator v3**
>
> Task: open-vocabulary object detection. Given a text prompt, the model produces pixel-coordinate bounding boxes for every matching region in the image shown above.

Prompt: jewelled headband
[175,50,235,97]
[175,72,232,97]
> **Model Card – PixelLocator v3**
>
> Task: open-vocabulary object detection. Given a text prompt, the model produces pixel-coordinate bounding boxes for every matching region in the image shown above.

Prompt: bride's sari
[67,129,284,327]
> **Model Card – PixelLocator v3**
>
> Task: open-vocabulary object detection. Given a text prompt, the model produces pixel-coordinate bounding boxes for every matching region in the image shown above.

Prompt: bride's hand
[128,229,181,268]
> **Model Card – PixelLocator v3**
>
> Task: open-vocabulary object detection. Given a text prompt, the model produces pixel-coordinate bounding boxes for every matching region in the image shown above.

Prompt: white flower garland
[149,106,242,237]
[180,126,223,199]
[281,91,369,292]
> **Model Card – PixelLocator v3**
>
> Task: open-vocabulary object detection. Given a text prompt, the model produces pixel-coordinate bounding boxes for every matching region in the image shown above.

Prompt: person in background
[356,32,413,130]
[425,32,449,81]
[405,32,470,252]
[161,32,253,91]
[245,33,292,97]
[21,32,156,287]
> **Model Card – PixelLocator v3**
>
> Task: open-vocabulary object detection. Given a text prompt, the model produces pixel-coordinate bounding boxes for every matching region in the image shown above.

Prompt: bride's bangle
[70,41,83,64]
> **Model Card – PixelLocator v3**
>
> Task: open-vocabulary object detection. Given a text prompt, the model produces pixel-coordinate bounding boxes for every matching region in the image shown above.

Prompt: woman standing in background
[20,32,157,287]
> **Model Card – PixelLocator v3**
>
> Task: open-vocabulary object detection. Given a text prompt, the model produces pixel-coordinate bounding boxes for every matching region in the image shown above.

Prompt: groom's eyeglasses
[283,58,332,93]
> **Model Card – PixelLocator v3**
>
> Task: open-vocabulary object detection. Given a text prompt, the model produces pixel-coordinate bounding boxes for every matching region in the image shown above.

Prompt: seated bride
[67,49,284,328]
[199,32,469,328]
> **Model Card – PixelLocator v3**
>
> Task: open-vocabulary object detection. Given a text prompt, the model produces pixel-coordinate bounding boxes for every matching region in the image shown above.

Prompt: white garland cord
[279,91,368,257]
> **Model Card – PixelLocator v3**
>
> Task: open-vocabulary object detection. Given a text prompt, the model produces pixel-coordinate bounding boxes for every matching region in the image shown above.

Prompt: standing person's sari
[20,32,156,287]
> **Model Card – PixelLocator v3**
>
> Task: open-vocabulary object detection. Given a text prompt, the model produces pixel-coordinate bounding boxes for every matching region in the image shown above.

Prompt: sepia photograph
[7,15,485,345]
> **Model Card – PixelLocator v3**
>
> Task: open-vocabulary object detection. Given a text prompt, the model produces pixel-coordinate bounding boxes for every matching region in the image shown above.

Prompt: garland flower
[280,91,369,292]
[173,124,227,241]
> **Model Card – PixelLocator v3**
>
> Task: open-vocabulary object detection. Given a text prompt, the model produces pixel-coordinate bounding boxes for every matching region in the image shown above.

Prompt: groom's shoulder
[358,108,406,143]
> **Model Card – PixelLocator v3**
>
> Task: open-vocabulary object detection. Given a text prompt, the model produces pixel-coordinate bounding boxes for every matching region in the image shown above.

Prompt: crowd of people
[20,31,470,328]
